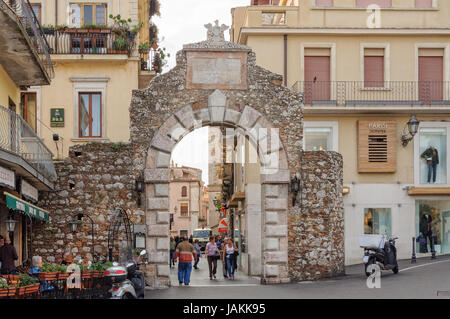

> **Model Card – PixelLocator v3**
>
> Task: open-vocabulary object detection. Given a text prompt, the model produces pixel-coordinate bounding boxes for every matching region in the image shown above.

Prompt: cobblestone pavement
[145,255,450,299]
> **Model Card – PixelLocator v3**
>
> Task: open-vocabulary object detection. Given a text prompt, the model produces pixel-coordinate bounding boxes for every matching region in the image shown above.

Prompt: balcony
[0,105,57,190]
[41,28,137,57]
[292,81,450,111]
[0,0,54,83]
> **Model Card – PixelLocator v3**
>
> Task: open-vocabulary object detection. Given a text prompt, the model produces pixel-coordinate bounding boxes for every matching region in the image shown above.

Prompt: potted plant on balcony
[0,280,16,298]
[113,36,129,54]
[57,264,69,280]
[42,24,55,35]
[138,42,150,54]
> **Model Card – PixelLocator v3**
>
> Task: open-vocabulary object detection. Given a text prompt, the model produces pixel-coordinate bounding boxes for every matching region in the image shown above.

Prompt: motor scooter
[361,235,399,277]
[105,249,147,299]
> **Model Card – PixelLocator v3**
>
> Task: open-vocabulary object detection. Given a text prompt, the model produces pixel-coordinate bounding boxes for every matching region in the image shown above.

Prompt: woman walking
[205,236,218,280]
[193,239,201,269]
[170,237,176,268]
[222,238,238,280]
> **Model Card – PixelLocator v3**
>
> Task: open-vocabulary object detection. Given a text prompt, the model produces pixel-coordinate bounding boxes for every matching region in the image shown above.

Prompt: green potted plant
[15,274,39,297]
[42,24,55,35]
[113,36,129,54]
[57,264,69,280]
[139,42,150,54]
[38,262,59,281]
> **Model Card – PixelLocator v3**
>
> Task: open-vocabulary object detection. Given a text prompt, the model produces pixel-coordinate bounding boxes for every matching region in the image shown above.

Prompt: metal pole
[431,235,436,260]
[411,237,417,264]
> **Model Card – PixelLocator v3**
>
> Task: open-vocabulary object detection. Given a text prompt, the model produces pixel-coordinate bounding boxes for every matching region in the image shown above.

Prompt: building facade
[0,0,56,267]
[232,0,450,264]
[169,166,203,238]
[20,0,157,159]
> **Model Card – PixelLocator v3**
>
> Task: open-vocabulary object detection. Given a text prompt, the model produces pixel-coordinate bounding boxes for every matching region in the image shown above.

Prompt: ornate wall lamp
[290,172,301,206]
[401,115,420,147]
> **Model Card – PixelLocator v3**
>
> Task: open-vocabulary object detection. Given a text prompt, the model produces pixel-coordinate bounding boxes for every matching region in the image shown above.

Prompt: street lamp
[401,115,420,147]
[69,212,96,262]
[5,216,18,233]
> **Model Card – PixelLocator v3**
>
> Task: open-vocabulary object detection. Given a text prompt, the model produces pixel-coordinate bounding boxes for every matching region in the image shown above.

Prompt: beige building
[20,0,157,158]
[0,0,56,266]
[169,166,203,238]
[232,0,450,264]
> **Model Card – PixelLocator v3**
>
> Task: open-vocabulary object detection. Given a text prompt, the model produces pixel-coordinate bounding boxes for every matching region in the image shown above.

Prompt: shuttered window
[364,48,385,88]
[180,204,188,216]
[358,121,397,173]
[415,0,432,8]
[181,186,187,197]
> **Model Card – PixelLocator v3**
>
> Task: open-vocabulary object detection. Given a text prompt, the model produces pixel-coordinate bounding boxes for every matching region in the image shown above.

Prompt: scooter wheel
[122,293,134,299]
[392,266,399,274]
[365,260,376,277]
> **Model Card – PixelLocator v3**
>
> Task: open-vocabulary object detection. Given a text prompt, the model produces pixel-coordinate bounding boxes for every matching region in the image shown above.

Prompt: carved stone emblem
[204,20,229,43]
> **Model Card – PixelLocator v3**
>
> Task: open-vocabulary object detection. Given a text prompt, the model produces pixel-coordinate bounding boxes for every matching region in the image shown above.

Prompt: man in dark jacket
[0,234,18,274]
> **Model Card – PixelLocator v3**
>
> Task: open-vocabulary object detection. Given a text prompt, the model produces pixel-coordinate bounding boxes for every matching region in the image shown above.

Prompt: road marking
[399,259,450,273]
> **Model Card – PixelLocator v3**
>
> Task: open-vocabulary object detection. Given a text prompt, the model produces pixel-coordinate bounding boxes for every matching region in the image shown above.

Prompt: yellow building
[0,0,56,267]
[21,0,157,158]
[232,0,450,264]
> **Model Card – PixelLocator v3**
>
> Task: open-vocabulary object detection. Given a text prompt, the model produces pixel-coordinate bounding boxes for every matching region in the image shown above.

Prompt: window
[70,3,107,27]
[419,128,447,184]
[30,3,41,24]
[181,186,187,197]
[364,208,392,236]
[364,48,385,88]
[180,203,188,216]
[21,92,37,132]
[79,92,101,137]
[303,121,338,152]
[416,200,450,254]
[180,230,188,237]
[356,0,392,7]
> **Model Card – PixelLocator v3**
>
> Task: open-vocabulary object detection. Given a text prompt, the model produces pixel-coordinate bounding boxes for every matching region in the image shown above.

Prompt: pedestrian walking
[222,238,238,280]
[174,236,197,286]
[170,236,176,268]
[189,235,193,244]
[193,240,201,269]
[0,234,18,275]
[205,236,219,280]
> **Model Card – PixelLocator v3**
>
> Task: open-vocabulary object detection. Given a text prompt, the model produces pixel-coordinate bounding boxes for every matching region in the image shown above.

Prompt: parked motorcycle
[360,235,399,277]
[105,249,147,299]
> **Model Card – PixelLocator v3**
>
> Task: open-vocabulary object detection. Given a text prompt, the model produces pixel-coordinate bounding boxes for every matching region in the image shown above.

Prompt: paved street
[145,255,450,299]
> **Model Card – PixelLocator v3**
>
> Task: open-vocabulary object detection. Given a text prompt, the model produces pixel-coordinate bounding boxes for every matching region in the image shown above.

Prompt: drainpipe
[55,0,58,53]
[283,34,288,86]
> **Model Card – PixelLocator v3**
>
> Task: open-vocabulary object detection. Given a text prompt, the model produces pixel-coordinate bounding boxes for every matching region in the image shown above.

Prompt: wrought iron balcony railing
[0,105,57,182]
[291,81,450,106]
[40,29,137,56]
[3,0,54,78]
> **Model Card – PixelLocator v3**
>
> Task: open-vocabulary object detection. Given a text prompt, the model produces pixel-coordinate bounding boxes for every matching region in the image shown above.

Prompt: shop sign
[50,108,64,127]
[4,192,50,222]
[0,166,15,189]
[21,180,38,202]
[218,218,228,233]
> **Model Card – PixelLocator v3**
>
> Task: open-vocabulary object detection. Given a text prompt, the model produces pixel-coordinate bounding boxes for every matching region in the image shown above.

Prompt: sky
[158,0,250,183]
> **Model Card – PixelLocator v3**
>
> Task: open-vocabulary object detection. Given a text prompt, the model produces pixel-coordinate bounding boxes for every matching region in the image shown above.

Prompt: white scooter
[105,250,147,299]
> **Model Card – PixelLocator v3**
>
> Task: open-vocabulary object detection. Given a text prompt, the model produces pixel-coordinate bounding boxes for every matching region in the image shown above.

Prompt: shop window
[21,92,37,132]
[419,128,447,184]
[364,208,392,236]
[304,121,338,152]
[70,3,107,27]
[180,203,188,216]
[181,186,187,197]
[79,92,101,138]
[416,200,450,254]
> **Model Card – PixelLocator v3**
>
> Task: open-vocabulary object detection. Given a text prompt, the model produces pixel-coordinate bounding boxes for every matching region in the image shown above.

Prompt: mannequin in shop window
[421,146,439,183]
[419,214,434,253]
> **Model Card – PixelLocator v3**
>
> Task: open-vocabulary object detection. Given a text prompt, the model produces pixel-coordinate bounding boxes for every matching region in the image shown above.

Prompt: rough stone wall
[288,151,345,280]
[35,142,146,263]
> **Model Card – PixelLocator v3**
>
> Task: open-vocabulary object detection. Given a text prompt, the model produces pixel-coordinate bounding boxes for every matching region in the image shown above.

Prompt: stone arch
[144,91,291,287]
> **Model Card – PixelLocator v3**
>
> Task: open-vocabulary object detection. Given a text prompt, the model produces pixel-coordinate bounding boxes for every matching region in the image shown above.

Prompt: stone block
[224,109,241,125]
[157,265,170,277]
[156,152,170,168]
[175,105,196,129]
[261,169,290,184]
[265,265,279,277]
[144,168,170,183]
[265,212,279,224]
[238,106,261,130]
[208,89,226,107]
[264,184,279,198]
[157,237,169,250]
[265,198,287,211]
[147,197,169,210]
[155,184,169,197]
[151,132,175,153]
[147,224,169,237]
[148,251,169,263]
[168,122,187,141]
[265,238,280,251]
[194,109,211,124]
[265,225,287,237]
[156,211,170,224]
[264,251,288,263]
[209,106,225,123]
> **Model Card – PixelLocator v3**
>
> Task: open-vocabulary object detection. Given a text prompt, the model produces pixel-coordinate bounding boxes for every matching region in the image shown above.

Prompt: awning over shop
[4,192,50,222]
